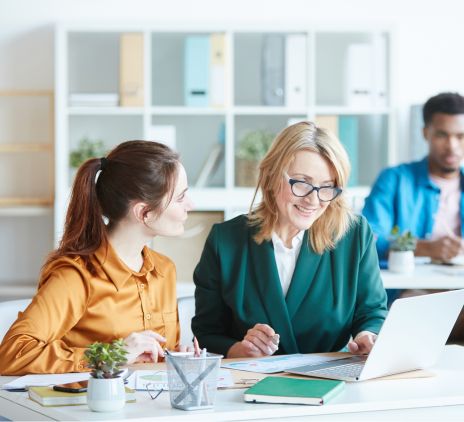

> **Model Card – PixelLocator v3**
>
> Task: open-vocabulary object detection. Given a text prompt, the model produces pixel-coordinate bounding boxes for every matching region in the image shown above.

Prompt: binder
[209,33,226,107]
[185,36,210,106]
[344,43,373,108]
[285,34,307,108]
[195,122,225,187]
[261,34,285,106]
[315,115,339,138]
[373,34,387,108]
[338,116,359,186]
[147,125,176,151]
[119,33,144,107]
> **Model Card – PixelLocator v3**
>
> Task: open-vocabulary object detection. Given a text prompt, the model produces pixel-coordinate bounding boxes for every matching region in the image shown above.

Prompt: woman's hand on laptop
[348,331,377,355]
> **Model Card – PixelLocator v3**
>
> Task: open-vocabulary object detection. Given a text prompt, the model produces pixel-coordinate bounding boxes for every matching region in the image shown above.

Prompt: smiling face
[145,164,193,237]
[424,113,464,178]
[274,150,336,240]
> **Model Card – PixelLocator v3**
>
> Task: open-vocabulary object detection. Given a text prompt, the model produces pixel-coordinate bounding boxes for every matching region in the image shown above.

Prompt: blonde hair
[248,121,354,254]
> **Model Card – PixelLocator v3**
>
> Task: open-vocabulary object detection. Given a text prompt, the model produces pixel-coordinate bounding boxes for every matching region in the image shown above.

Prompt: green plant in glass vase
[235,129,275,187]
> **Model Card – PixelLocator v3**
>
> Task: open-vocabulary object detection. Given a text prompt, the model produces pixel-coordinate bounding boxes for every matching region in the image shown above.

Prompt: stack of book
[68,93,119,107]
[28,386,136,407]
[69,32,144,108]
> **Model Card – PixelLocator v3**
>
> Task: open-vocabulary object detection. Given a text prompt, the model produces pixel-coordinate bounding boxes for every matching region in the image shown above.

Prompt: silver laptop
[287,289,464,382]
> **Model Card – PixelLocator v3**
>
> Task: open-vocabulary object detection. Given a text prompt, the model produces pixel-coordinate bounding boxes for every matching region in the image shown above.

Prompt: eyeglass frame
[146,382,164,400]
[285,173,342,202]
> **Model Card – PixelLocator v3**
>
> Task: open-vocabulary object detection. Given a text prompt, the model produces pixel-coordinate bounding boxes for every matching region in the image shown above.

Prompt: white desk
[1,345,464,421]
[381,263,464,289]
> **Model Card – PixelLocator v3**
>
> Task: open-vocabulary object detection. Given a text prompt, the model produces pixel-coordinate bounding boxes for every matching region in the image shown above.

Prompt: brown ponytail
[44,140,179,275]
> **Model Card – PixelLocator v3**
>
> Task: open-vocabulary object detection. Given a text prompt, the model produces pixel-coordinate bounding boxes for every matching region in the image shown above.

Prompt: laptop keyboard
[308,362,365,379]
[288,355,368,380]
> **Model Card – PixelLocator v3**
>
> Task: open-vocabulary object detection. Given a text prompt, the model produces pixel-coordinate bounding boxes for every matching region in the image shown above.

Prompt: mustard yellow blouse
[0,242,179,375]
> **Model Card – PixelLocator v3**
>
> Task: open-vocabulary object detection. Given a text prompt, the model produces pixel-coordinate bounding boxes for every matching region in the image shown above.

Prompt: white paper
[2,373,90,390]
[221,354,344,374]
[125,368,234,391]
[2,368,128,390]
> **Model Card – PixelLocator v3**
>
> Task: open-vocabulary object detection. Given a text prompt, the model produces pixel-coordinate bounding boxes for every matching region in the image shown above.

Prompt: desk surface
[1,345,464,421]
[381,263,464,289]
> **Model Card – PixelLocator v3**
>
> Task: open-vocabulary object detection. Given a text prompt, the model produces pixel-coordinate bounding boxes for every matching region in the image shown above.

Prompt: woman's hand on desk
[348,331,377,355]
[226,323,279,358]
[124,330,166,364]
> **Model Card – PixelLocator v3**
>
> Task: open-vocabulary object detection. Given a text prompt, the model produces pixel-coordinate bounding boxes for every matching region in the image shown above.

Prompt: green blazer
[192,215,387,356]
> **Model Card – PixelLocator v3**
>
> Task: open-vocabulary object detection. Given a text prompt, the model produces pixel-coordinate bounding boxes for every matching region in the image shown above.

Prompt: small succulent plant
[389,226,417,252]
[84,339,128,379]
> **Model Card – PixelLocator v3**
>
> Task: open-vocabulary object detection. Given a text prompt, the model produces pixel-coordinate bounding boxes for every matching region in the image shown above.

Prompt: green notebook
[244,376,345,406]
[28,386,136,407]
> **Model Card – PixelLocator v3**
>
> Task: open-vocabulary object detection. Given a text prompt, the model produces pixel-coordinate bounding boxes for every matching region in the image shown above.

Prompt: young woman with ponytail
[0,140,193,375]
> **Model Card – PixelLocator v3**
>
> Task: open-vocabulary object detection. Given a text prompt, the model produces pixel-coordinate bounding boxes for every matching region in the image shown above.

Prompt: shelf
[232,107,308,115]
[68,106,144,115]
[314,106,391,115]
[0,198,53,207]
[0,205,53,217]
[0,143,52,153]
[55,24,394,242]
[150,107,226,115]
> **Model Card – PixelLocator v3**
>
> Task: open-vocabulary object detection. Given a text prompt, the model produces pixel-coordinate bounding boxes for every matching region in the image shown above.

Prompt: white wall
[0,0,463,290]
[1,0,464,161]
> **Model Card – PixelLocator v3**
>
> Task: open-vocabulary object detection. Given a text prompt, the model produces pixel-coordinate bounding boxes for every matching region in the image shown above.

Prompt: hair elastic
[100,157,108,170]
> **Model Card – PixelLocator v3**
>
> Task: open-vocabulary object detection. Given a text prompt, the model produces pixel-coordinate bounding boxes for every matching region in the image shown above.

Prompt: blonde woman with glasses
[192,121,387,358]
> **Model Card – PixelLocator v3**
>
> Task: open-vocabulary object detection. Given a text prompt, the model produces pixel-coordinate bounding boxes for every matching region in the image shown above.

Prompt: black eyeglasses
[286,175,342,202]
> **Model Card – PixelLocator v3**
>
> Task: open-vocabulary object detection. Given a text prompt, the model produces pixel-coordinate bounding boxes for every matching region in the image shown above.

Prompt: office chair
[178,296,195,346]
[0,298,31,343]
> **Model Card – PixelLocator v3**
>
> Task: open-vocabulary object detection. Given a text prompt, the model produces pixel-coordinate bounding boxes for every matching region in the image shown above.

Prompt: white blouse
[271,230,304,296]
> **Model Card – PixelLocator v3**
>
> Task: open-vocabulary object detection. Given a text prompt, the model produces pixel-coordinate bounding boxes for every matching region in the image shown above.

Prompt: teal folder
[338,116,359,186]
[184,36,210,106]
[244,376,345,406]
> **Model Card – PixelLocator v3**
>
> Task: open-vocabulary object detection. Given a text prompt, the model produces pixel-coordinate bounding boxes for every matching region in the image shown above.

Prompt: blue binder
[184,36,210,106]
[338,116,359,186]
[261,34,285,106]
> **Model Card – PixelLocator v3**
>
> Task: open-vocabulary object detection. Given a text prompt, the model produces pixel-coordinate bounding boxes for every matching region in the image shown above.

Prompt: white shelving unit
[0,90,55,300]
[54,24,395,244]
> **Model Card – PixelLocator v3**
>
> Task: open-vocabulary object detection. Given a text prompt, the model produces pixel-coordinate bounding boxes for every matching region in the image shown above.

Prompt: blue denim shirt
[362,157,464,260]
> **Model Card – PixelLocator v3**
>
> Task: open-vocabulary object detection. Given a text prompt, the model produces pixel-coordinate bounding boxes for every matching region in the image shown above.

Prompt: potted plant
[235,129,275,186]
[84,339,128,412]
[388,226,417,273]
[69,137,106,181]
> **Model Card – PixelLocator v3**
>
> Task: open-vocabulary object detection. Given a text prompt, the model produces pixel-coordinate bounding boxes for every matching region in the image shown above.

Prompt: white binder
[285,34,307,108]
[344,43,373,108]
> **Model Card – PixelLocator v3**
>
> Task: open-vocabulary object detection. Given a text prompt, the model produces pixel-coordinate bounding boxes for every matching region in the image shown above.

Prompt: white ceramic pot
[87,376,125,412]
[388,250,415,274]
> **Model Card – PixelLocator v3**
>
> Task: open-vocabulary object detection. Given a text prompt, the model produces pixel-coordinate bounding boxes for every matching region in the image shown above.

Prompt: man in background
[363,92,464,340]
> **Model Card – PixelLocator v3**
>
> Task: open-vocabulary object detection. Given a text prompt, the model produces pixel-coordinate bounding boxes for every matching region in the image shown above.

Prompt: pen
[271,334,280,346]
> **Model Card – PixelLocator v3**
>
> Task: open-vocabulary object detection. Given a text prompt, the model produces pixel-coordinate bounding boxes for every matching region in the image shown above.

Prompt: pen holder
[165,352,223,410]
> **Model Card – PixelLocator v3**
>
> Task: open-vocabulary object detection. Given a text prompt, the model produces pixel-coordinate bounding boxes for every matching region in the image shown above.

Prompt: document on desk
[2,368,129,391]
[2,373,90,391]
[222,354,345,374]
[125,368,234,390]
